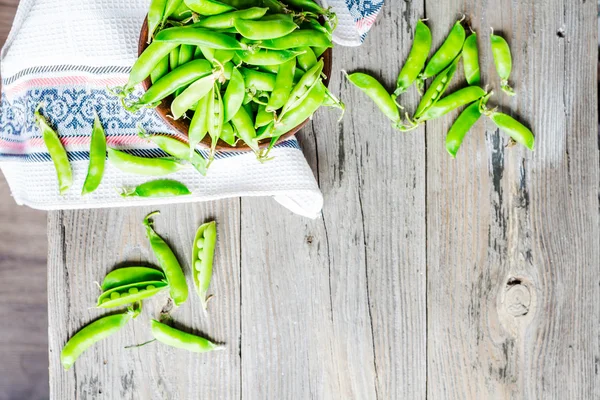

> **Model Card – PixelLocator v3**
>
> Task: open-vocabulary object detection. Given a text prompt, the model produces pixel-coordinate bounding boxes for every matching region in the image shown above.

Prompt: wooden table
[47,0,599,398]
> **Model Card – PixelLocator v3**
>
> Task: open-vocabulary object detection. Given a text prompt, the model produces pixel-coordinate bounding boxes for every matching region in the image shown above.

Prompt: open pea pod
[191,221,217,310]
[97,280,169,309]
[101,267,166,291]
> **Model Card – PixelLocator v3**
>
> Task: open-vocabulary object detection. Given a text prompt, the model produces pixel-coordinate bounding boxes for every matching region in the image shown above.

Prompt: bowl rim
[138,17,333,152]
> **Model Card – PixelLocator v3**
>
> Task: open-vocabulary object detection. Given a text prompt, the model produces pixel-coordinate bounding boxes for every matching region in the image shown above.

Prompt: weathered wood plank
[48,202,241,399]
[426,0,599,398]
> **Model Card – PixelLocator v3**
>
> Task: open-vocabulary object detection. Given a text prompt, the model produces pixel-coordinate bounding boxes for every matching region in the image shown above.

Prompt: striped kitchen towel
[0,0,382,218]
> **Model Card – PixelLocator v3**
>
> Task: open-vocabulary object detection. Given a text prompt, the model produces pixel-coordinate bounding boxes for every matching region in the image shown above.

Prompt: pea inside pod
[192,221,217,310]
[150,319,224,353]
[101,266,166,291]
[97,280,169,309]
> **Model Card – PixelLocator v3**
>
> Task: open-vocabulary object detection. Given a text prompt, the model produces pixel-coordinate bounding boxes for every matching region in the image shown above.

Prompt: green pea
[346,72,400,126]
[195,260,203,271]
[110,292,121,300]
[147,285,156,291]
[394,20,431,96]
[419,19,465,84]
[129,287,139,294]
[417,86,486,122]
[107,148,184,176]
[197,237,205,248]
[490,32,516,96]
[234,17,298,40]
[81,113,106,195]
[34,107,73,195]
[60,307,140,370]
[462,33,480,86]
[150,320,223,353]
[184,0,235,16]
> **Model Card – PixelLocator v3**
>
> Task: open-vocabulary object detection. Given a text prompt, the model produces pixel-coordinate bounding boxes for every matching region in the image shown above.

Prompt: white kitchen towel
[0,0,382,219]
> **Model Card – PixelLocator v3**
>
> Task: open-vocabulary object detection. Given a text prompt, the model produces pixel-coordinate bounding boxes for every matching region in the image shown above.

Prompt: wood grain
[426,0,600,398]
[45,0,599,398]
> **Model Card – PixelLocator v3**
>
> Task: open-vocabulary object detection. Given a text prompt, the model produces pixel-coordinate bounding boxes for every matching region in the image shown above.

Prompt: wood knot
[504,284,531,317]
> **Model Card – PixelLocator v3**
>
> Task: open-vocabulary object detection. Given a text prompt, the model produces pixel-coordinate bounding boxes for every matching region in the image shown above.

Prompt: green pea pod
[130,59,213,110]
[207,84,224,157]
[220,122,236,145]
[107,148,184,176]
[223,67,245,122]
[487,112,534,150]
[346,72,400,125]
[60,306,140,370]
[266,58,295,112]
[255,104,275,128]
[179,44,195,66]
[394,20,431,96]
[279,58,323,119]
[148,0,168,43]
[418,19,465,89]
[184,0,235,16]
[256,30,332,50]
[171,73,217,119]
[192,7,268,29]
[169,46,180,71]
[101,267,166,291]
[262,79,327,138]
[127,42,179,91]
[296,46,317,70]
[230,106,260,154]
[240,68,277,91]
[414,55,460,119]
[462,33,480,86]
[122,179,192,198]
[150,55,170,84]
[34,107,73,195]
[82,113,106,195]
[97,280,169,309]
[234,18,298,40]
[154,27,245,50]
[313,46,327,58]
[490,32,515,96]
[189,95,211,152]
[144,211,189,306]
[138,128,207,175]
[418,86,486,121]
[191,221,217,309]
[150,320,224,352]
[285,0,328,15]
[164,0,184,20]
[446,101,482,158]
[236,49,302,66]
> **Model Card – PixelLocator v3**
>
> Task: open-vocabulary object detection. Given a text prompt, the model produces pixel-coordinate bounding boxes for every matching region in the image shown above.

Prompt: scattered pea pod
[60,305,140,370]
[34,105,73,195]
[446,101,483,158]
[414,55,460,119]
[107,148,184,176]
[121,179,192,198]
[144,211,189,306]
[345,72,401,127]
[490,31,516,96]
[418,18,465,90]
[101,267,166,291]
[394,19,431,96]
[150,320,224,352]
[417,86,486,121]
[462,33,480,86]
[97,280,169,309]
[484,108,534,150]
[81,113,106,195]
[191,221,217,309]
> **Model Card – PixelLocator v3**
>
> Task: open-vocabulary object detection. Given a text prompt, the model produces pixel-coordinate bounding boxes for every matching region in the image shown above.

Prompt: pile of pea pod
[346,18,535,157]
[118,0,342,163]
[60,213,221,370]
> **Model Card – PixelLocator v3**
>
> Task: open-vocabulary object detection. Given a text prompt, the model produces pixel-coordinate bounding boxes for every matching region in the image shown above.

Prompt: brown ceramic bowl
[138,17,333,151]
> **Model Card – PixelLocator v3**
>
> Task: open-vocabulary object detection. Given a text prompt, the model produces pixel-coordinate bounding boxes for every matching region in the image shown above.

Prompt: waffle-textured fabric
[0,0,382,219]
